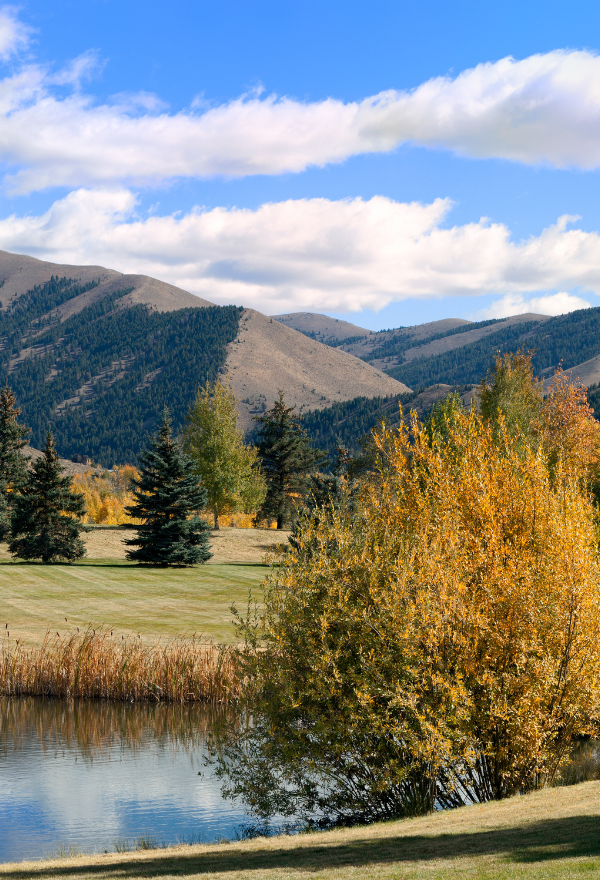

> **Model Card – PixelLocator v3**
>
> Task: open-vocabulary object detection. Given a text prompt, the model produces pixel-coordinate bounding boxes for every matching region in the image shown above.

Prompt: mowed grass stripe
[0,560,264,646]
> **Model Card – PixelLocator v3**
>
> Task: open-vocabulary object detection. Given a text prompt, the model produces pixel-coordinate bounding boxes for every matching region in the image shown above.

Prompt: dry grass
[0,628,240,704]
[3,780,600,879]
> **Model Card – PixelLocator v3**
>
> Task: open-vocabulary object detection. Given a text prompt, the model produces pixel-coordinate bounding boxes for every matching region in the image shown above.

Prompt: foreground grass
[0,559,264,647]
[4,781,600,880]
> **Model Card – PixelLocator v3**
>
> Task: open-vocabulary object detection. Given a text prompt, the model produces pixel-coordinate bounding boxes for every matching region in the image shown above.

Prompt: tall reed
[0,629,241,704]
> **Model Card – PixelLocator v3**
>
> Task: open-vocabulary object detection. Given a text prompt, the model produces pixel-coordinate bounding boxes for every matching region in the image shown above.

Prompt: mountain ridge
[0,250,410,463]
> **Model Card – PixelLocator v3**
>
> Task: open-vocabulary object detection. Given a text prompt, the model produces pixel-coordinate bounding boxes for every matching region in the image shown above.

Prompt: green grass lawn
[0,559,265,647]
[3,780,600,879]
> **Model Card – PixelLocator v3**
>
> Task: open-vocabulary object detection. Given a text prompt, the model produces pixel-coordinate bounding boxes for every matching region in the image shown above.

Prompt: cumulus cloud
[1,41,600,191]
[2,190,600,314]
[479,291,592,319]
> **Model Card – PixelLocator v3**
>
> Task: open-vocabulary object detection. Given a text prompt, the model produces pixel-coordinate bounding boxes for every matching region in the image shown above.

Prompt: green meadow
[0,559,264,647]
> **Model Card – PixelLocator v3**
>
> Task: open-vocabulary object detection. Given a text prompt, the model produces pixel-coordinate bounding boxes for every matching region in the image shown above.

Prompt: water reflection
[0,697,245,863]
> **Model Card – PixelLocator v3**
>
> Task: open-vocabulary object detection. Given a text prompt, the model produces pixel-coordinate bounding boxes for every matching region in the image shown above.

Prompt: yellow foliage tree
[183,376,266,529]
[217,403,600,826]
[72,466,140,525]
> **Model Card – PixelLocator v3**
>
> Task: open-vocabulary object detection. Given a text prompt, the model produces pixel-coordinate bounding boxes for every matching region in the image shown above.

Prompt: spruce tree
[125,410,212,565]
[254,391,326,529]
[0,387,30,540]
[9,431,87,563]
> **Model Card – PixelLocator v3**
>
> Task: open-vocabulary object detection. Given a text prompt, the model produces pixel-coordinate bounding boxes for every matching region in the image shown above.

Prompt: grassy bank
[3,780,600,879]
[0,559,264,647]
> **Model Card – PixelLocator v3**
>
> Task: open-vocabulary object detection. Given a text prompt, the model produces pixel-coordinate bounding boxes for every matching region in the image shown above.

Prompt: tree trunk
[213,510,220,530]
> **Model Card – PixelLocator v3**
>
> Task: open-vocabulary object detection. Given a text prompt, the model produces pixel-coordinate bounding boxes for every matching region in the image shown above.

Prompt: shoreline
[3,781,600,878]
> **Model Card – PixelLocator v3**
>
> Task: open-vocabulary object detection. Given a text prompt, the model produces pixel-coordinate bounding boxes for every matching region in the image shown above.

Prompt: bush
[215,401,600,826]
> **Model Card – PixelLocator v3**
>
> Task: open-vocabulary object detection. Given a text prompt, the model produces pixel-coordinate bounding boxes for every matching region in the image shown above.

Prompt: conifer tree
[125,410,212,565]
[9,431,87,563]
[0,386,29,540]
[183,376,265,529]
[254,391,326,529]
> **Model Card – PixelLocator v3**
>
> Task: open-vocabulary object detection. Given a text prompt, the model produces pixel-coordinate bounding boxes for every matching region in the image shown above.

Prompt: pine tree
[9,431,87,563]
[183,376,265,529]
[309,442,351,509]
[0,387,29,540]
[125,410,212,565]
[254,391,326,529]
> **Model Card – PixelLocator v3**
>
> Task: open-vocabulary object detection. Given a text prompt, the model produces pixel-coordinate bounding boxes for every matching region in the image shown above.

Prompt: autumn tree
[254,391,325,529]
[215,404,600,826]
[9,431,87,563]
[480,350,543,440]
[541,365,600,484]
[125,410,212,566]
[0,387,29,540]
[481,352,600,487]
[72,465,140,525]
[183,376,265,529]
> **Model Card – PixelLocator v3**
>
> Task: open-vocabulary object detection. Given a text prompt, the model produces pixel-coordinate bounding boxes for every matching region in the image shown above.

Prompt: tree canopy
[254,391,326,529]
[0,386,29,540]
[9,430,87,563]
[183,376,265,529]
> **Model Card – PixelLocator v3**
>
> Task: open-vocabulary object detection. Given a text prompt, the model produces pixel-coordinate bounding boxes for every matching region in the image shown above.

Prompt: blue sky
[2,1,600,328]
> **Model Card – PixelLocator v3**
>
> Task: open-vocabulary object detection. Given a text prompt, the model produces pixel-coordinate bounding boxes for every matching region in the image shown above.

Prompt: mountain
[273,312,374,343]
[296,307,600,456]
[0,251,408,466]
[228,310,407,429]
[277,307,600,390]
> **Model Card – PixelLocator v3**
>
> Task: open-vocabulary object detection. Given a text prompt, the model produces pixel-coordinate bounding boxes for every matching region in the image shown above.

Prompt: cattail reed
[0,628,241,704]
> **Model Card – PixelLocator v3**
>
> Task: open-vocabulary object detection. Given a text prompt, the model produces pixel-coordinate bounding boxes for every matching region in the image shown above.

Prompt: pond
[0,697,247,863]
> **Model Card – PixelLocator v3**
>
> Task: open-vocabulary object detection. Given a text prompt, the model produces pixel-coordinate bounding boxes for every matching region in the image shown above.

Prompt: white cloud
[1,41,600,191]
[3,190,600,314]
[0,6,31,61]
[479,291,592,319]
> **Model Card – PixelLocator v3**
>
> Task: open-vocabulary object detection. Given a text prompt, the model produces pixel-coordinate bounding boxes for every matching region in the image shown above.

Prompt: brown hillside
[366,312,549,372]
[340,317,470,360]
[22,445,93,477]
[273,312,373,341]
[0,250,210,321]
[563,354,600,387]
[0,251,410,428]
[226,309,411,430]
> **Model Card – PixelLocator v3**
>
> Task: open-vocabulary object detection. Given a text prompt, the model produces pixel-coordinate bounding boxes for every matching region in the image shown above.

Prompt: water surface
[0,697,246,863]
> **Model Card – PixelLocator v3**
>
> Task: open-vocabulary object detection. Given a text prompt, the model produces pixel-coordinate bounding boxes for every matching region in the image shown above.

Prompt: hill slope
[0,251,409,464]
[273,312,374,343]
[228,310,409,430]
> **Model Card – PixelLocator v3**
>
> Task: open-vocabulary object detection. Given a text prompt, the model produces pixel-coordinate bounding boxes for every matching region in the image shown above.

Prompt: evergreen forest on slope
[0,277,241,466]
[387,308,600,388]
